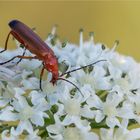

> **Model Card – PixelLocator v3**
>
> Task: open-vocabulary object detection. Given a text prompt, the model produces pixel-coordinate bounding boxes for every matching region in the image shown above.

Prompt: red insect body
[0,20,106,92]
[9,20,59,85]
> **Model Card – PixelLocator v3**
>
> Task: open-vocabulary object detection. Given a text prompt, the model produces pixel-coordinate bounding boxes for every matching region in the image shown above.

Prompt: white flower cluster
[0,28,140,140]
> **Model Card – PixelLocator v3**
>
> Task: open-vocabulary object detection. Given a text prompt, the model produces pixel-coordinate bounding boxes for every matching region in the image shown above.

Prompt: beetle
[0,20,106,91]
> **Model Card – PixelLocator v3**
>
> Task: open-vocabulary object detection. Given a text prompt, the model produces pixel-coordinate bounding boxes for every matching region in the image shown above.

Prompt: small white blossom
[1,129,19,140]
[100,119,140,140]
[0,95,49,135]
[24,129,41,140]
[47,115,99,140]
[87,92,122,128]
[0,28,139,139]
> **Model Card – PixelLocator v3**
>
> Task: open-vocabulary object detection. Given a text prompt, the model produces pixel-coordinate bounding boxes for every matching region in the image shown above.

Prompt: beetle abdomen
[9,20,54,57]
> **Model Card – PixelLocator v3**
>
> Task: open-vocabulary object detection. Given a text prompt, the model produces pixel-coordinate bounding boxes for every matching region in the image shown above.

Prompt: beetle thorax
[44,53,59,84]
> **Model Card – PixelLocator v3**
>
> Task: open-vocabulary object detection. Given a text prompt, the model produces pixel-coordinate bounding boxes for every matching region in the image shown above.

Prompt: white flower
[24,129,41,140]
[52,42,78,67]
[56,86,94,130]
[0,106,18,121]
[21,77,39,90]
[1,128,41,140]
[19,58,41,71]
[87,92,122,128]
[0,86,25,107]
[1,129,19,140]
[29,90,50,110]
[73,65,111,90]
[100,119,140,140]
[47,115,99,140]
[0,95,49,134]
[0,27,140,139]
[75,30,105,66]
[62,127,99,140]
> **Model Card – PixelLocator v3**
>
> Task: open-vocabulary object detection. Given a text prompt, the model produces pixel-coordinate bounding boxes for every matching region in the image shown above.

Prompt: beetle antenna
[57,77,83,96]
[60,59,106,77]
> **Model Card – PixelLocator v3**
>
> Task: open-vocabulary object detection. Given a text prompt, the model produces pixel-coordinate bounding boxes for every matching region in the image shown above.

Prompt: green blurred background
[0,1,140,61]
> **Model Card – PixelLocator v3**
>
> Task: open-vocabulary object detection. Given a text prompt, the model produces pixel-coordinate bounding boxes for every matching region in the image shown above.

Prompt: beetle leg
[17,55,38,59]
[39,64,45,91]
[16,48,26,65]
[0,30,26,53]
[0,55,38,65]
[0,31,12,53]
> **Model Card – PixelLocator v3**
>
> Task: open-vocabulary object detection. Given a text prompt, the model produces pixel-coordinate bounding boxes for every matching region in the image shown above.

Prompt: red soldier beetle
[0,20,106,93]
